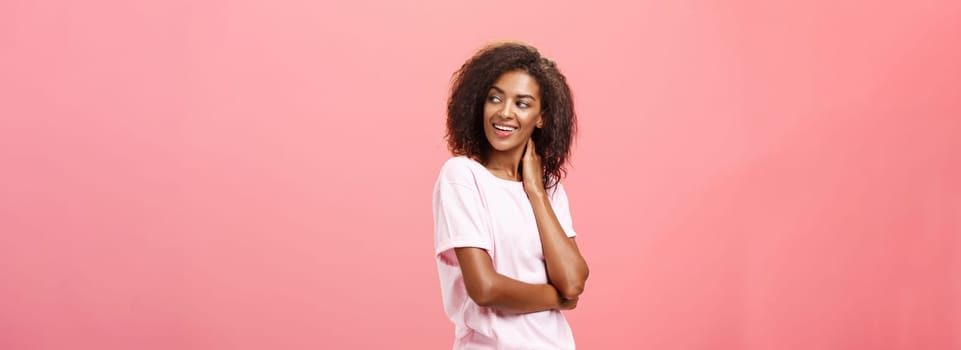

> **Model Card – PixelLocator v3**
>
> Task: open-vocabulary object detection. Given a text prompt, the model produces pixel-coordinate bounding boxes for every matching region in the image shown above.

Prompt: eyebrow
[489,86,537,101]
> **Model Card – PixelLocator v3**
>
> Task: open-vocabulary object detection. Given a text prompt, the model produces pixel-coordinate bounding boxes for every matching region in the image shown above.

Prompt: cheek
[481,106,496,123]
[521,112,541,128]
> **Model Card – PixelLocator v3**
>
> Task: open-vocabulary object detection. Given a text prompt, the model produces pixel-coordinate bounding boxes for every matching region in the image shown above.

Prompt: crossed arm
[455,191,589,314]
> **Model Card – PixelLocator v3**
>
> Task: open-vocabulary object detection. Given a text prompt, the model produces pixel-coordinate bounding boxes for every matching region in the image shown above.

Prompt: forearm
[528,191,589,299]
[454,247,564,314]
[483,274,564,314]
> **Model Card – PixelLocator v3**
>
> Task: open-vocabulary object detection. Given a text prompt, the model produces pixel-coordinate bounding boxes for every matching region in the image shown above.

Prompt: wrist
[525,187,547,200]
[543,283,564,308]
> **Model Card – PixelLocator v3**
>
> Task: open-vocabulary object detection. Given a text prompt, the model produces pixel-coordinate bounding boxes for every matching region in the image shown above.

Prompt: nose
[498,100,514,118]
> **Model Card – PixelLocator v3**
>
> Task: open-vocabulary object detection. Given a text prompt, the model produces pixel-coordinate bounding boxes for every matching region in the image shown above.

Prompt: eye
[488,96,501,103]
[517,101,530,109]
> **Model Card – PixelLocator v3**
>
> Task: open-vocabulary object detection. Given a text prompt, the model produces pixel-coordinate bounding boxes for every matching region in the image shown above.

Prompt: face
[483,70,543,153]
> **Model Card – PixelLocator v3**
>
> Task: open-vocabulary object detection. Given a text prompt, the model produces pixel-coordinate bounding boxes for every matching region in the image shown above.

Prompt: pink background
[2,0,960,349]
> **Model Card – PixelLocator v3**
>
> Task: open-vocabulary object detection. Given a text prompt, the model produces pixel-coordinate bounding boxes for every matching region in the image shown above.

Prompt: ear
[536,114,544,128]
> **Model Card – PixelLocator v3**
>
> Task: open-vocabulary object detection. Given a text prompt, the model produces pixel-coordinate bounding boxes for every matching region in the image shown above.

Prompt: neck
[484,147,525,181]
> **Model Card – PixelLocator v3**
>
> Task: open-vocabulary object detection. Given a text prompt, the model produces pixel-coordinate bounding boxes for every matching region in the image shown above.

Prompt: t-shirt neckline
[463,156,525,187]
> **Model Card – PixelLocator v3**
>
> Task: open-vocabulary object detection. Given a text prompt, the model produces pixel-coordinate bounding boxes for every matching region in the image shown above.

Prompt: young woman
[433,42,589,349]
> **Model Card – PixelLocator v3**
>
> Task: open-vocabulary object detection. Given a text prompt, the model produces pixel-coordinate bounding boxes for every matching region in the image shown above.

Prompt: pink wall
[2,0,960,349]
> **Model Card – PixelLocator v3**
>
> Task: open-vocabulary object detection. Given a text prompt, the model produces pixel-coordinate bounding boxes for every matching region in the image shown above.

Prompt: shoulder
[549,181,570,203]
[436,156,481,186]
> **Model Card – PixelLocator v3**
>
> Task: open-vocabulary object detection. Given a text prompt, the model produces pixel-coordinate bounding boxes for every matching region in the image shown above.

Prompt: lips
[493,123,518,131]
[492,123,518,137]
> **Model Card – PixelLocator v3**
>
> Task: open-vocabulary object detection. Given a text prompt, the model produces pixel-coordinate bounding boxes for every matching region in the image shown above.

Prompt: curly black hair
[446,42,577,191]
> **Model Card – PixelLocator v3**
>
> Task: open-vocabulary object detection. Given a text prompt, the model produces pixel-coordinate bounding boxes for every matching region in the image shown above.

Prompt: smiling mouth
[493,123,518,132]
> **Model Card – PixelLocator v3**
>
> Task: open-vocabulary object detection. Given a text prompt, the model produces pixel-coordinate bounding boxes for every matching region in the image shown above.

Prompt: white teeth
[493,124,517,132]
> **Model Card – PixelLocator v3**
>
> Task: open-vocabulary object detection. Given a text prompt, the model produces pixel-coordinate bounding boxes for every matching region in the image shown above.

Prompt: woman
[433,42,589,349]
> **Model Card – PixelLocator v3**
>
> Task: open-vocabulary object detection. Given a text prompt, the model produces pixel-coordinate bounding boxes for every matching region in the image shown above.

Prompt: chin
[486,136,523,153]
[489,143,515,152]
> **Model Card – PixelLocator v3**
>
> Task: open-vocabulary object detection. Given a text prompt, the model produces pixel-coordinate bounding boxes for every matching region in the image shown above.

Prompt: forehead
[490,70,540,97]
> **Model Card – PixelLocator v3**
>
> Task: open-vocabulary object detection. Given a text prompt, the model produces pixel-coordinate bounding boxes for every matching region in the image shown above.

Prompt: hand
[521,138,546,197]
[558,295,578,310]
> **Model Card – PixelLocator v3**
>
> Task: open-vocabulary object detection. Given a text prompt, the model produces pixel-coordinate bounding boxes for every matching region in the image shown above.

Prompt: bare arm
[522,139,590,300]
[455,247,578,314]
[528,193,589,299]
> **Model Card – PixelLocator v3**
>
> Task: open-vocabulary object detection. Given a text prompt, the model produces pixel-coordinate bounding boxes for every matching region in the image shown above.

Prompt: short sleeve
[550,183,578,238]
[433,163,492,257]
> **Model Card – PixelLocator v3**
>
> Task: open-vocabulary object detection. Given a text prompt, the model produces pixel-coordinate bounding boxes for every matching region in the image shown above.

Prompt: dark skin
[455,70,589,314]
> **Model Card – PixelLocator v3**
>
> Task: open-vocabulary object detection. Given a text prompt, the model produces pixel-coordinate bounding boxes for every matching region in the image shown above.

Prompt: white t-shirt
[433,156,577,350]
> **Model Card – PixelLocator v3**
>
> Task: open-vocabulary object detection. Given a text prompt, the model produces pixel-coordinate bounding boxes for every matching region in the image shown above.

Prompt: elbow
[466,279,498,307]
[559,267,589,300]
[558,283,585,300]
[469,291,496,307]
